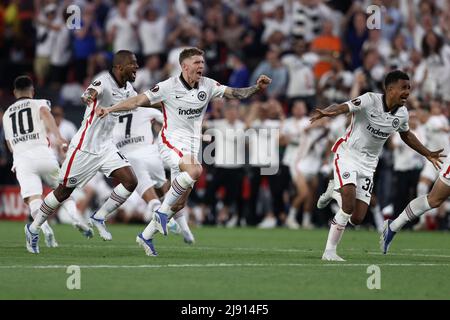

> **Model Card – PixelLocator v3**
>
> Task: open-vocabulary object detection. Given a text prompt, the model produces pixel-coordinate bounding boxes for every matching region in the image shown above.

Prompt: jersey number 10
[9,108,34,137]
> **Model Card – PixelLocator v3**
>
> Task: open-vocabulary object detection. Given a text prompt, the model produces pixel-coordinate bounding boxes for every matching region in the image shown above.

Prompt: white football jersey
[424,114,449,153]
[144,75,227,153]
[113,107,163,154]
[70,72,137,154]
[332,92,409,172]
[3,98,52,156]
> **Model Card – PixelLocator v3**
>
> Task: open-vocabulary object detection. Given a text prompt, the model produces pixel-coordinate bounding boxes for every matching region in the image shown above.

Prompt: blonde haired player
[98,47,271,256]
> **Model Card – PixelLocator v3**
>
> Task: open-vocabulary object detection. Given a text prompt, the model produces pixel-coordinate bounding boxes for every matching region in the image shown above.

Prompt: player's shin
[390,195,432,232]
[324,208,351,252]
[93,184,133,220]
[29,192,62,234]
[159,172,195,216]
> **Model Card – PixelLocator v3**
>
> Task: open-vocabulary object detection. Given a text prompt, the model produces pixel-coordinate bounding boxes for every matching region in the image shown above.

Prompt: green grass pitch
[0,221,449,299]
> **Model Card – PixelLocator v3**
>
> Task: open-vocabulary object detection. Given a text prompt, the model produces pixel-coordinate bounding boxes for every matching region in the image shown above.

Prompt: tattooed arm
[81,88,98,106]
[223,75,272,99]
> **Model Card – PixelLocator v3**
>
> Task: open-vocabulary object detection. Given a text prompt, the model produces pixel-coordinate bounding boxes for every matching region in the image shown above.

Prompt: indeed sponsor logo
[366,124,389,138]
[178,108,203,116]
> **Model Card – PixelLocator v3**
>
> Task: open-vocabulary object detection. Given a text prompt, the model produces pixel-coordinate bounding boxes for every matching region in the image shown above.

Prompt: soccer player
[24,50,140,253]
[97,47,271,256]
[3,76,92,252]
[380,152,449,253]
[113,106,194,243]
[310,70,444,261]
[413,99,449,230]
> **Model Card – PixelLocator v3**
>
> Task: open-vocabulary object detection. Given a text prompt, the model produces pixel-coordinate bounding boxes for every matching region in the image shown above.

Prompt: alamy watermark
[66,5,81,30]
[366,5,382,30]
[366,265,381,290]
[66,265,81,290]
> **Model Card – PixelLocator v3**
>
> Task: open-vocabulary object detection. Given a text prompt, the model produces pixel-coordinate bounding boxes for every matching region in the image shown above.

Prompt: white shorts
[126,150,167,196]
[420,161,438,182]
[439,157,450,187]
[59,145,130,188]
[333,153,374,205]
[296,157,321,180]
[13,154,60,199]
[158,138,197,186]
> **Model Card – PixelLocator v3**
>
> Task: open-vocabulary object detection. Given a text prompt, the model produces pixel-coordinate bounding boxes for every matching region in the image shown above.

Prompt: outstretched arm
[400,130,445,170]
[96,93,157,118]
[223,75,272,99]
[310,103,349,124]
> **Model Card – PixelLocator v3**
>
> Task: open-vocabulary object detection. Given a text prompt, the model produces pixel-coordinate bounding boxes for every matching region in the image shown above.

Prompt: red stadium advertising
[0,186,52,221]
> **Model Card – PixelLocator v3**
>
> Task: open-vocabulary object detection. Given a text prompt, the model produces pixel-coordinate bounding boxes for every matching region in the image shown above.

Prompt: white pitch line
[1,263,450,269]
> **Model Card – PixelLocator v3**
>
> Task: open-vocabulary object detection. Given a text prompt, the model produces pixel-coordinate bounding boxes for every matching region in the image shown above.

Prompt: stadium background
[1,0,449,231]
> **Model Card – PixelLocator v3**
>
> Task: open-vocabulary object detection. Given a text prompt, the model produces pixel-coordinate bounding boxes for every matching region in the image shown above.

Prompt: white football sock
[173,207,190,233]
[325,209,351,252]
[159,172,195,216]
[287,207,297,220]
[93,184,132,220]
[144,199,161,223]
[302,211,311,225]
[390,195,432,232]
[142,220,157,240]
[59,197,84,224]
[30,192,61,234]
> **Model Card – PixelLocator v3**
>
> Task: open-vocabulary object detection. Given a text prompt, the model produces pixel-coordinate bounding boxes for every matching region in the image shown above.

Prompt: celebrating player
[3,76,92,253]
[380,152,450,253]
[24,50,140,253]
[310,70,444,261]
[97,47,271,256]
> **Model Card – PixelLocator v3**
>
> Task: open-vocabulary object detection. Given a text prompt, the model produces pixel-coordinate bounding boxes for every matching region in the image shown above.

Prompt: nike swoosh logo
[176,96,183,99]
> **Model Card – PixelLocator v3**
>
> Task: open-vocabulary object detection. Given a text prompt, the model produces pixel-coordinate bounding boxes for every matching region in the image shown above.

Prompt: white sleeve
[152,109,164,124]
[39,99,51,112]
[143,81,168,104]
[210,79,227,99]
[345,93,371,113]
[397,113,410,133]
[84,78,104,98]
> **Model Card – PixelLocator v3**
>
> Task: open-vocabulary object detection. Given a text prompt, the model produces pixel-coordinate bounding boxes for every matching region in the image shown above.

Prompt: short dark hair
[113,50,135,67]
[14,75,34,91]
[384,70,409,89]
[179,47,204,65]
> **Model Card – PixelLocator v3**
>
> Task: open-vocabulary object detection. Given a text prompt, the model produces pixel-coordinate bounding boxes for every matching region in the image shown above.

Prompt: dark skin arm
[400,130,445,170]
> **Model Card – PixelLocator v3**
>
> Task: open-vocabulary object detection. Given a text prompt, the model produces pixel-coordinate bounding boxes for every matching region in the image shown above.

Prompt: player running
[113,106,194,245]
[310,70,444,261]
[3,76,92,253]
[380,152,450,253]
[97,47,271,256]
[24,50,140,254]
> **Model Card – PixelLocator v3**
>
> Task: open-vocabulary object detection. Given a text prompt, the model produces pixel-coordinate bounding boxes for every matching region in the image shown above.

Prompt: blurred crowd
[1,0,450,230]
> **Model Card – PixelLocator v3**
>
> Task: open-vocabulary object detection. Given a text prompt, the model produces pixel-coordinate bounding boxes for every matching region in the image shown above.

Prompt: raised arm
[96,93,155,118]
[223,75,272,99]
[400,130,445,169]
[310,103,350,124]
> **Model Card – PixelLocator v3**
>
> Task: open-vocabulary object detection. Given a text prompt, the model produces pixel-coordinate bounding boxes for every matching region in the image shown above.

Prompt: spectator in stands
[250,46,287,99]
[282,40,317,111]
